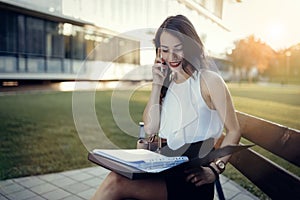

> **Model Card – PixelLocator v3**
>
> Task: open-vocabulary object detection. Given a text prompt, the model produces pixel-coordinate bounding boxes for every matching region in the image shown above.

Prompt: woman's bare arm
[143,83,162,135]
[201,70,241,164]
[143,51,167,135]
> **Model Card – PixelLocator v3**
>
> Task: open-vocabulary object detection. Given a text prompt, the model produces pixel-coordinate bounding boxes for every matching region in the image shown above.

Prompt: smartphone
[157,48,167,75]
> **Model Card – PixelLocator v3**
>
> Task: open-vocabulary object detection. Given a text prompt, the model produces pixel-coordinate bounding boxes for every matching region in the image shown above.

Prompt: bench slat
[236,111,300,167]
[229,148,300,200]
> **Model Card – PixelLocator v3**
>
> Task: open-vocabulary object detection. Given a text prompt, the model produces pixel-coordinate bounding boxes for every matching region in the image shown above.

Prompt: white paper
[92,149,189,173]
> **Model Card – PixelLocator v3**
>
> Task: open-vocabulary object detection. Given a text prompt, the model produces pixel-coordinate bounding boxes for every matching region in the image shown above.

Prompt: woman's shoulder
[199,69,224,84]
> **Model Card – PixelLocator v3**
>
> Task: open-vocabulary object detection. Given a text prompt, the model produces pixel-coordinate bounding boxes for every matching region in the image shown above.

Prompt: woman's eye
[174,47,183,52]
[162,49,168,53]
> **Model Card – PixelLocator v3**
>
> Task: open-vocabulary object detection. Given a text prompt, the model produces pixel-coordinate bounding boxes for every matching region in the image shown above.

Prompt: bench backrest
[229,111,300,200]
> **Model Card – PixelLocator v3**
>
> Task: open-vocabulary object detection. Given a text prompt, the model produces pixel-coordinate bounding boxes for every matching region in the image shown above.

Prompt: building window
[46,21,64,58]
[71,28,85,60]
[0,9,18,53]
[26,17,45,56]
[18,15,26,53]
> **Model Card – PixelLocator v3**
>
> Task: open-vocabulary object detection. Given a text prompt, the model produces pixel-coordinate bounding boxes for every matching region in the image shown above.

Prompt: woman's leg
[91,171,167,200]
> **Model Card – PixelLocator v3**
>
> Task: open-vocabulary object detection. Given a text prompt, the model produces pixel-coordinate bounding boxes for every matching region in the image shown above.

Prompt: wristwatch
[215,160,226,173]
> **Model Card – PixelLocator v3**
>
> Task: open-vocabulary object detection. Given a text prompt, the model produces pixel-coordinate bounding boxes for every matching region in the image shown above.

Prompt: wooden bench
[227,111,300,200]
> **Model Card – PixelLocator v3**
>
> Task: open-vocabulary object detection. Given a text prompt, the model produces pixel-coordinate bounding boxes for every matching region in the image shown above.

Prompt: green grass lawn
[0,83,299,198]
[228,83,300,130]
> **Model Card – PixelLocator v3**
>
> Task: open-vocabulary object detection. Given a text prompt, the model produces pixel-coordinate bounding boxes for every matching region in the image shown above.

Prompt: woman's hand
[152,49,167,86]
[152,61,167,86]
[185,166,217,187]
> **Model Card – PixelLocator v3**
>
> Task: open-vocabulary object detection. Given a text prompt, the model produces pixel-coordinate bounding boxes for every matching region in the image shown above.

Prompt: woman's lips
[168,61,182,68]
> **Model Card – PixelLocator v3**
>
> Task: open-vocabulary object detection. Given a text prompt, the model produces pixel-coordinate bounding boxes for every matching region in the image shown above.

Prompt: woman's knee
[104,172,128,192]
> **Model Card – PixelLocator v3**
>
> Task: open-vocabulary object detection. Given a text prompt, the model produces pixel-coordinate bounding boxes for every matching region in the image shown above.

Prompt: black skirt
[161,141,215,200]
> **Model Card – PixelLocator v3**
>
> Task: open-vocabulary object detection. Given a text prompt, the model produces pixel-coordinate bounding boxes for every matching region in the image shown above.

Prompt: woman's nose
[167,50,179,61]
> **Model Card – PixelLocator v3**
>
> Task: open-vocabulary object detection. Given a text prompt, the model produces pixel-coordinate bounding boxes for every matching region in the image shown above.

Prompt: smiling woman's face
[160,31,184,73]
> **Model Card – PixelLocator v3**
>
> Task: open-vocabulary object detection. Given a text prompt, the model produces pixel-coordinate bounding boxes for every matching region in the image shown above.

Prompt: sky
[223,0,300,51]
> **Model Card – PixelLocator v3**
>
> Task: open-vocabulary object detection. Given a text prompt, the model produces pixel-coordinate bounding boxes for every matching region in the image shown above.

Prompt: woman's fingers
[152,63,167,86]
[185,170,201,182]
[195,179,206,187]
[186,172,205,186]
[153,64,165,77]
[185,167,216,187]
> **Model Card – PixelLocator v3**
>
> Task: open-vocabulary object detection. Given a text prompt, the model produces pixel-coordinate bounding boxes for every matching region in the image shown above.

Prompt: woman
[91,15,240,200]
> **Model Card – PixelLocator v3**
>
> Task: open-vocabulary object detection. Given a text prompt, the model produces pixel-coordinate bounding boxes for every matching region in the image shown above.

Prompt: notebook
[92,149,189,173]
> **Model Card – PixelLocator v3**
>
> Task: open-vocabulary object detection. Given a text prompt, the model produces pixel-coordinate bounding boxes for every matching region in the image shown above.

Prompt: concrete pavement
[0,166,259,200]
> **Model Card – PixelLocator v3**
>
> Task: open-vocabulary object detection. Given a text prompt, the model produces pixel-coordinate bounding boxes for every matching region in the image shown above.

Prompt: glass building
[0,0,231,82]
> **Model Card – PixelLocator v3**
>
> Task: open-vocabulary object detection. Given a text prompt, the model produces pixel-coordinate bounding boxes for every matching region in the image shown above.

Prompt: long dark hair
[153,15,209,103]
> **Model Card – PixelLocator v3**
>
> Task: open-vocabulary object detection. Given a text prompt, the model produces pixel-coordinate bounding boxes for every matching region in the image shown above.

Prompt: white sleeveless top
[159,71,223,150]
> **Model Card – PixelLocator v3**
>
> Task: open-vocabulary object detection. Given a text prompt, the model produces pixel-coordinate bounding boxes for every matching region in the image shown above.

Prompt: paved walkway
[0,166,259,200]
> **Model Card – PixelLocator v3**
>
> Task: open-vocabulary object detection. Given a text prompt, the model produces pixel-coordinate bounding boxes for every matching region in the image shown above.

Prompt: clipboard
[88,151,167,179]
[88,144,254,180]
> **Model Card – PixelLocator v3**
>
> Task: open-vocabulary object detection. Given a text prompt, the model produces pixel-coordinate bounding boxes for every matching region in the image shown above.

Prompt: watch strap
[206,165,219,180]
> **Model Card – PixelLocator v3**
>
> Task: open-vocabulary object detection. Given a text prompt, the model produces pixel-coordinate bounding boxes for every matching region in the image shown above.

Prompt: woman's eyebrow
[161,43,182,48]
[174,43,183,48]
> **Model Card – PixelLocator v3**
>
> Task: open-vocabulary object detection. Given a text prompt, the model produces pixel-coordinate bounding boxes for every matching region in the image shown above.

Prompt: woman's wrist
[150,83,162,100]
[209,162,219,172]
[206,164,219,180]
[152,82,163,88]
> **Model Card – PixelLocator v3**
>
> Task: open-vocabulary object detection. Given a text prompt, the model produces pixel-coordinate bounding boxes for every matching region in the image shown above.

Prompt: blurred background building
[0,0,236,83]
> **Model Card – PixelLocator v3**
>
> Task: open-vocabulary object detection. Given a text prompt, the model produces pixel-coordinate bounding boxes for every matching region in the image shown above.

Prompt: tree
[228,35,275,73]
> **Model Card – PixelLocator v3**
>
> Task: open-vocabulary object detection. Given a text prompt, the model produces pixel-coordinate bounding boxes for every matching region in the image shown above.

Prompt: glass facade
[0,0,228,80]
[0,5,140,78]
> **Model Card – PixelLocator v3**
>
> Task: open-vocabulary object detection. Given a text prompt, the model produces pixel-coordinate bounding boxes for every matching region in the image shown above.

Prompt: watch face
[216,160,225,170]
[218,162,225,169]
